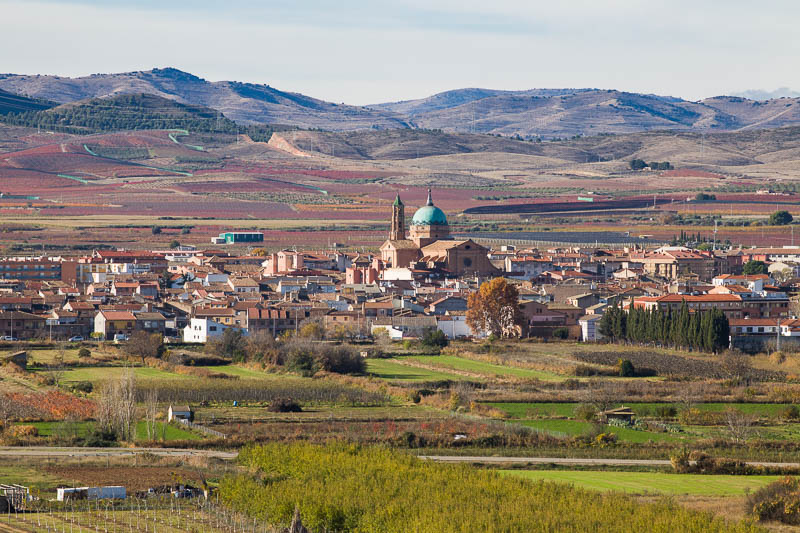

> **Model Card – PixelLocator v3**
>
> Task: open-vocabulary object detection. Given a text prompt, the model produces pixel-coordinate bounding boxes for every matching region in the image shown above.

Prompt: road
[0,447,237,460]
[2,448,799,469]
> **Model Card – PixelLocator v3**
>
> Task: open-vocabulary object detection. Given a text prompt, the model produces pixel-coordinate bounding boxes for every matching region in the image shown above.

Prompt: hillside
[0,88,54,115]
[0,68,409,131]
[3,69,800,136]
[0,93,278,139]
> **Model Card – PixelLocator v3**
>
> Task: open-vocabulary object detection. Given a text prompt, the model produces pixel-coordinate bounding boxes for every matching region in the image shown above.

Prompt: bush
[781,405,800,421]
[653,405,677,419]
[78,347,91,358]
[618,359,635,377]
[285,349,318,377]
[421,329,449,348]
[8,425,38,438]
[749,477,800,524]
[71,381,93,393]
[552,327,569,340]
[574,403,597,422]
[84,429,117,447]
[267,399,303,413]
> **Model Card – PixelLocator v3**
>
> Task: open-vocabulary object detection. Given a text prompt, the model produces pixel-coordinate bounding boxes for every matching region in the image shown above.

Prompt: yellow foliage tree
[466,277,524,338]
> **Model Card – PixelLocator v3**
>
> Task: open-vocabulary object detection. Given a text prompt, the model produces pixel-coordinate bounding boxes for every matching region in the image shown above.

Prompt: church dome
[412,189,447,226]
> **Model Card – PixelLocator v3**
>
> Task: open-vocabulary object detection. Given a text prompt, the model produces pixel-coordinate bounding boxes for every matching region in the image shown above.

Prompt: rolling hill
[2,68,800,137]
[0,88,54,115]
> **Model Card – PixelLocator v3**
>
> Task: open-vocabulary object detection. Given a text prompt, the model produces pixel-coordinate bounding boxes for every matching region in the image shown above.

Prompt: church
[380,190,498,276]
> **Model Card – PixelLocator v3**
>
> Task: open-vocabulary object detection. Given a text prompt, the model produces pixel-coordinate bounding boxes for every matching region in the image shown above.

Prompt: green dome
[411,189,447,226]
[412,205,447,226]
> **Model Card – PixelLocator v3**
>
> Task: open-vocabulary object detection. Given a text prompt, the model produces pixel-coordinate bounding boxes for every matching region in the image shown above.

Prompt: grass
[133,421,200,441]
[55,366,192,384]
[0,464,68,493]
[407,355,565,381]
[488,402,794,419]
[196,365,282,379]
[16,420,201,442]
[500,470,780,496]
[518,419,683,443]
[365,358,465,381]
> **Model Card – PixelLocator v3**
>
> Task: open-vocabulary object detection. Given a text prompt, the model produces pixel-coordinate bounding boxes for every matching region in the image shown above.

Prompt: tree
[124,331,164,364]
[769,210,793,226]
[298,319,325,340]
[743,260,768,275]
[151,225,162,235]
[144,387,159,441]
[466,278,524,338]
[772,268,794,284]
[211,328,247,360]
[629,159,647,170]
[421,328,449,348]
[169,240,181,249]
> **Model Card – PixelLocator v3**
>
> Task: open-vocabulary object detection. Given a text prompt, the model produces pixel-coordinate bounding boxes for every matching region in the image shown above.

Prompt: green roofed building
[213,232,264,245]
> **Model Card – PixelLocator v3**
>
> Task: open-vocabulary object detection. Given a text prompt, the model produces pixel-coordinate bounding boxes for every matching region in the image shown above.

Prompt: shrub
[748,477,800,524]
[267,399,303,413]
[78,347,91,358]
[574,403,597,422]
[781,405,800,421]
[8,425,38,438]
[618,359,635,377]
[421,329,449,348]
[71,381,93,394]
[83,429,117,447]
[285,349,318,377]
[552,327,569,340]
[653,405,677,419]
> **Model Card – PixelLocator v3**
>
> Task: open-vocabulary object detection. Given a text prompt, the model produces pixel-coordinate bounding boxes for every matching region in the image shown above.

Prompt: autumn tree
[124,331,164,364]
[466,278,524,338]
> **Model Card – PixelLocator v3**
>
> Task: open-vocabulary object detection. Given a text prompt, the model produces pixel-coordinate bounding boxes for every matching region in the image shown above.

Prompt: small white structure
[436,314,471,339]
[57,486,126,501]
[168,405,193,422]
[183,318,232,343]
[579,315,603,342]
[371,325,403,341]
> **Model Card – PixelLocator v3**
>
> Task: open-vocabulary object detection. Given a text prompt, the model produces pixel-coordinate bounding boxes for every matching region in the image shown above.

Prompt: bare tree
[675,382,703,412]
[124,331,163,364]
[116,368,137,441]
[95,380,116,435]
[720,351,752,383]
[47,344,67,387]
[725,408,756,443]
[144,387,159,441]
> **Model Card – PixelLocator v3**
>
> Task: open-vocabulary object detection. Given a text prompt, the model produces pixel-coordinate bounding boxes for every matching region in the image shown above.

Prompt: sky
[2,0,799,105]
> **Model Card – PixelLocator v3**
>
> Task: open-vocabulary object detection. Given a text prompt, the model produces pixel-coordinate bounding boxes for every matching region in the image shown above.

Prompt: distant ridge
[2,68,800,136]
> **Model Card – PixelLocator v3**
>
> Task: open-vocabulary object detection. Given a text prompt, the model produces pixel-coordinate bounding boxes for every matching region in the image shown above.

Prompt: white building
[183,318,239,343]
[436,314,471,339]
[579,315,603,342]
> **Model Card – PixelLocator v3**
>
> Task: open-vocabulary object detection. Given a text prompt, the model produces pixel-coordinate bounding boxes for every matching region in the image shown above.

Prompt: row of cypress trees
[598,301,730,353]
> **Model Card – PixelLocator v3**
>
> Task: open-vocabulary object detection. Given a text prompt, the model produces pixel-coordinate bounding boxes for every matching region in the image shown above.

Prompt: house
[0,311,46,339]
[94,311,136,339]
[579,315,604,342]
[183,317,240,343]
[167,405,193,422]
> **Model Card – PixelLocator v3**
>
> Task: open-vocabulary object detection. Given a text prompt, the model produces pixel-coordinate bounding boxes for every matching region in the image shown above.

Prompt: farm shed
[57,486,126,501]
[0,484,30,511]
[599,406,635,424]
[168,405,193,422]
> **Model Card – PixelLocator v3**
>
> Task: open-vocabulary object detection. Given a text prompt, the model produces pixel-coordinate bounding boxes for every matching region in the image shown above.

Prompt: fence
[178,419,227,439]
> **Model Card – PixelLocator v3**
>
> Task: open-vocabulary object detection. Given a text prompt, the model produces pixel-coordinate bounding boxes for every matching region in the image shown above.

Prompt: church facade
[380,190,497,276]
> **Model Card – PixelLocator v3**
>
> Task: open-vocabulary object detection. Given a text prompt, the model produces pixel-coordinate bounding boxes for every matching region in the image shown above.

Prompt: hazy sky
[2,0,799,105]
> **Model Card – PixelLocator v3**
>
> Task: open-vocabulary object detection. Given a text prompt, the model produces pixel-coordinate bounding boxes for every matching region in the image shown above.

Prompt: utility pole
[713,219,718,251]
[777,317,781,352]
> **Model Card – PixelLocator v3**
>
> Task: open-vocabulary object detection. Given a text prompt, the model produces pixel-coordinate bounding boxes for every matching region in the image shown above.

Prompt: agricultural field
[501,470,780,496]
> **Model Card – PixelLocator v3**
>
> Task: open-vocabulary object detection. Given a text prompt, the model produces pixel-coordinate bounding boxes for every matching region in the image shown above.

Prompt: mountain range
[2,68,800,137]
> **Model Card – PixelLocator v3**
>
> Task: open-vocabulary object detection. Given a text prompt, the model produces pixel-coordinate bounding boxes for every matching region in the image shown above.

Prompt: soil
[42,466,206,492]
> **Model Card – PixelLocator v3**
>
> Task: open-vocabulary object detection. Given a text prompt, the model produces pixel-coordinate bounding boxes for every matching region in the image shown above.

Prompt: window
[463,258,472,267]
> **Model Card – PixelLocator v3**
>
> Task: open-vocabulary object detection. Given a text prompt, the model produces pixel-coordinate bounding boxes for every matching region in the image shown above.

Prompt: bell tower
[390,193,405,240]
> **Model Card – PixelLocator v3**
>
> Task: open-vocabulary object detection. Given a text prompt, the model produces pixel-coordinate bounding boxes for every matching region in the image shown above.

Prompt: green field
[488,402,794,419]
[519,419,683,443]
[55,366,192,383]
[366,358,465,381]
[501,470,780,496]
[407,355,565,381]
[17,420,200,441]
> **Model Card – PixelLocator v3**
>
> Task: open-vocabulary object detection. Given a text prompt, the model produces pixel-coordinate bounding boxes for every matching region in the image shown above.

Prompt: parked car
[68,336,84,342]
[113,333,129,343]
[0,336,18,341]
